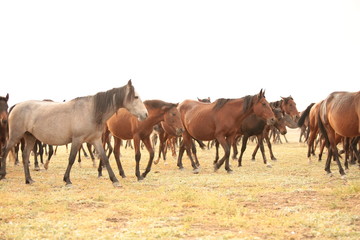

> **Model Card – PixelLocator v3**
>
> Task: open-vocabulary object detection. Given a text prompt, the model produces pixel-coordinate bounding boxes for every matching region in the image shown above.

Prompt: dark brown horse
[318,91,360,177]
[105,100,184,180]
[0,94,9,159]
[177,90,276,173]
[236,107,287,167]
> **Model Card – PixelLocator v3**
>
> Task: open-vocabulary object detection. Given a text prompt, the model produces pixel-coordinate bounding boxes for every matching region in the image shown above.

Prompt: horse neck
[226,98,256,125]
[143,107,166,127]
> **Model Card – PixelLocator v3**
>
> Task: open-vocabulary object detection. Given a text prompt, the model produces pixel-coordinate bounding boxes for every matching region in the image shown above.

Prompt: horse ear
[6,93,9,101]
[127,79,132,86]
[197,97,201,101]
[258,89,265,99]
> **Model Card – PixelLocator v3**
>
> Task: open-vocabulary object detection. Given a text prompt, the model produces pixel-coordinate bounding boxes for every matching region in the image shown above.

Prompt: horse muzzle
[176,128,184,136]
[138,112,148,121]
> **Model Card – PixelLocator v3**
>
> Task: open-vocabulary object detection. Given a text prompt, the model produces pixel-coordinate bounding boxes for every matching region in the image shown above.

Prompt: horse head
[253,89,276,126]
[123,80,148,121]
[0,93,9,127]
[163,103,184,136]
[281,96,300,120]
[272,107,287,135]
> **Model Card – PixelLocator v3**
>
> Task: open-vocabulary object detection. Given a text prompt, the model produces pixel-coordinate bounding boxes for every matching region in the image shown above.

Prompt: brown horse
[177,90,275,173]
[270,96,300,120]
[318,91,360,177]
[298,102,319,162]
[0,94,9,159]
[105,100,184,180]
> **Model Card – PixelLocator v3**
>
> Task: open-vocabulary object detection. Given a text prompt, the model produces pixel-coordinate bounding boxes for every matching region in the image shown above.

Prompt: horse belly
[32,121,72,145]
[329,111,359,137]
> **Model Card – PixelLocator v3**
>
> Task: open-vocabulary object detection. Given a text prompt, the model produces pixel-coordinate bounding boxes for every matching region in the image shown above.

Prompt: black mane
[213,95,255,112]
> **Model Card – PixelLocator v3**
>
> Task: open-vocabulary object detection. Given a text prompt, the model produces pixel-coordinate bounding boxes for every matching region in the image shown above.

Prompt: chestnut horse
[0,94,9,159]
[0,80,148,186]
[177,90,275,173]
[318,91,360,177]
[105,100,184,180]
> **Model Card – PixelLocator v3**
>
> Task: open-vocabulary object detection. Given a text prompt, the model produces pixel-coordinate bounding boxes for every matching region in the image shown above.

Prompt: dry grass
[1,129,360,240]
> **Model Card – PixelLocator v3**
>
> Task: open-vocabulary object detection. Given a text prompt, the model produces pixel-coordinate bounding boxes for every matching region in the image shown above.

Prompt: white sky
[1,0,359,111]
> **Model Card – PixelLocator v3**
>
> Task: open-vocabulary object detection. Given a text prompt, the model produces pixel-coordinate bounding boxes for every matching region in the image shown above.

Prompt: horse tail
[195,139,206,150]
[317,112,330,148]
[297,103,315,128]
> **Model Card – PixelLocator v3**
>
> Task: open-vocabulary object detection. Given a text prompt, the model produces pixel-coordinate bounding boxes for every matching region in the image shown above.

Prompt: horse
[236,107,287,167]
[0,80,148,187]
[318,91,360,177]
[298,102,318,161]
[177,90,276,173]
[105,100,184,180]
[270,96,299,120]
[0,94,9,159]
[153,121,181,164]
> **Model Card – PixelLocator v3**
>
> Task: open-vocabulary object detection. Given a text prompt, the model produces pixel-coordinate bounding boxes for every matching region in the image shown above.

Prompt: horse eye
[134,96,139,99]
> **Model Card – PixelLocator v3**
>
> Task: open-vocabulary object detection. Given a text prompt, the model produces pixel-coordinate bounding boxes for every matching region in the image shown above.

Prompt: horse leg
[318,138,326,161]
[238,135,248,167]
[257,136,270,167]
[141,137,154,179]
[214,136,231,173]
[350,137,360,166]
[33,141,40,171]
[86,143,96,167]
[251,141,260,161]
[214,140,219,165]
[92,139,119,186]
[133,137,143,181]
[63,141,82,185]
[22,134,37,184]
[154,134,165,165]
[265,135,276,161]
[324,148,333,175]
[44,145,54,170]
[191,140,200,167]
[232,138,238,160]
[109,136,125,178]
[177,140,185,169]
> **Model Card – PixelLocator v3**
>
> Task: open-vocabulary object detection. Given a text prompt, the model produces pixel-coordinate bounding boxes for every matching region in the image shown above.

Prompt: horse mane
[213,95,255,112]
[144,100,176,109]
[242,95,254,113]
[93,85,130,125]
[213,98,233,111]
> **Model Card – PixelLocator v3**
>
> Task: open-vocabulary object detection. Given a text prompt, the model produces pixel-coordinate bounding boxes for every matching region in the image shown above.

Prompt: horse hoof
[34,167,40,171]
[193,168,200,174]
[65,183,73,188]
[266,164,272,168]
[251,159,255,162]
[112,182,122,188]
[327,173,333,177]
[227,169,233,174]
[26,179,35,184]
[271,158,277,161]
[341,175,347,180]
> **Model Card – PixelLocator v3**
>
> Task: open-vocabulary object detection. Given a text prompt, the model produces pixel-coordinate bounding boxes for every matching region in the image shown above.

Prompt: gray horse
[0,80,148,187]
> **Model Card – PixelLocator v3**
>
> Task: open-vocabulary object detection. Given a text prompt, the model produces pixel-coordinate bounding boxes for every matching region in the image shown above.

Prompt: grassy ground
[0,129,359,240]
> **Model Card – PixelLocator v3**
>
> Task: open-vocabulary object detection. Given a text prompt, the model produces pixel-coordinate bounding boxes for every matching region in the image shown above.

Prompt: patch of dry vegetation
[0,129,359,239]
